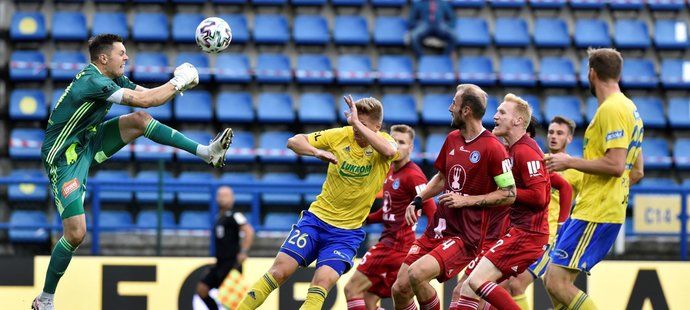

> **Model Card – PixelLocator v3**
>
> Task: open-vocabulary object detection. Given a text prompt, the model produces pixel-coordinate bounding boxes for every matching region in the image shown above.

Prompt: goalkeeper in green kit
[32,34,234,310]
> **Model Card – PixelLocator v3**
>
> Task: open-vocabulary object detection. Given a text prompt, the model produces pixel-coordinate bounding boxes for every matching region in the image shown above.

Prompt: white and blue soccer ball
[195,17,232,54]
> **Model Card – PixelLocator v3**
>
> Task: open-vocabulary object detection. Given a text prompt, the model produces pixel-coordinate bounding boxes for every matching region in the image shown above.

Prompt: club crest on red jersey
[448,164,467,192]
[392,178,400,190]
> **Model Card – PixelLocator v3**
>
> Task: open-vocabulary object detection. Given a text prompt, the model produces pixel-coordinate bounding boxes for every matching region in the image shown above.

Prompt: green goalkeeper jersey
[41,63,137,165]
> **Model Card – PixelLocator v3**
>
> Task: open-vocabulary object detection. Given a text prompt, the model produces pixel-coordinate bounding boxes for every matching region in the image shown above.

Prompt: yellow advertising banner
[633,194,688,233]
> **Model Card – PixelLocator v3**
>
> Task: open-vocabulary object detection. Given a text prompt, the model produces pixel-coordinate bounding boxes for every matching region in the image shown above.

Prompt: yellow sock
[299,285,328,310]
[513,294,530,310]
[546,289,567,310]
[237,273,279,310]
[568,290,597,310]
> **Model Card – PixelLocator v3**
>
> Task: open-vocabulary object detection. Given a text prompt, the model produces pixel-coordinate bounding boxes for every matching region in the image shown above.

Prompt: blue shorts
[549,218,621,273]
[279,211,366,276]
[528,244,551,278]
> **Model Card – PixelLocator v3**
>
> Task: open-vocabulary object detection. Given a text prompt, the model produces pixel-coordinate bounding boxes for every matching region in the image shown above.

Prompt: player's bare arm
[286,134,338,164]
[630,151,644,185]
[546,148,627,177]
[238,223,255,264]
[405,172,445,225]
[343,95,397,158]
[438,184,516,208]
[134,85,148,91]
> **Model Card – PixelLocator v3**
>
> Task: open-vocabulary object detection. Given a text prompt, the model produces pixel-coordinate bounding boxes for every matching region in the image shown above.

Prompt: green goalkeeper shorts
[43,117,126,219]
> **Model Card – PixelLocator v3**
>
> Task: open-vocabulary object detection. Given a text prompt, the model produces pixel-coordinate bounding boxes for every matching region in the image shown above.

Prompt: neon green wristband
[494,171,515,188]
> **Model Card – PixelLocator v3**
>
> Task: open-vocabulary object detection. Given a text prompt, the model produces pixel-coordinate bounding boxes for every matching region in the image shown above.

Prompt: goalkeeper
[32,34,234,310]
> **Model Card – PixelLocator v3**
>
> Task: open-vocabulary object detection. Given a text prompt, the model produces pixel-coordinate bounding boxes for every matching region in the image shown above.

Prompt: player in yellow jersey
[544,48,645,310]
[238,95,398,310]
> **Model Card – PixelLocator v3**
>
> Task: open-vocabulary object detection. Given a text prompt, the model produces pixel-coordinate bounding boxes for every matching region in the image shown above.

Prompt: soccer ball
[195,17,232,54]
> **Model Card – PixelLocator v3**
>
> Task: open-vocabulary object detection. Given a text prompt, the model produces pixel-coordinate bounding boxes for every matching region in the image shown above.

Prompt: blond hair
[504,93,532,129]
[355,97,384,123]
[391,124,415,141]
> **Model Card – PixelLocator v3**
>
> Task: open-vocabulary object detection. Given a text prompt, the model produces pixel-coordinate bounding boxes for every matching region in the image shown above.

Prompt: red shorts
[356,243,408,298]
[403,234,474,282]
[466,227,548,282]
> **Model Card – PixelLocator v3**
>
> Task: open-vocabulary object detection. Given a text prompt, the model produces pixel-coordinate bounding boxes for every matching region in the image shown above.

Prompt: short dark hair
[456,84,487,120]
[550,116,576,135]
[88,34,123,61]
[587,48,623,82]
[527,115,539,138]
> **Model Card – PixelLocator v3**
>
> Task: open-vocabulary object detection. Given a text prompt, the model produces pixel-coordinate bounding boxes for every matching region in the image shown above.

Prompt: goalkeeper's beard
[451,115,466,130]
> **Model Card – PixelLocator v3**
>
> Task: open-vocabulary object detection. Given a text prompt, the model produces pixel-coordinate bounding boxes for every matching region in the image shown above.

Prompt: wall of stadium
[0,257,687,309]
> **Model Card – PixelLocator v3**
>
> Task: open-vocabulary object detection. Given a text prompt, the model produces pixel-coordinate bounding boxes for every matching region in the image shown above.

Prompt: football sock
[347,298,366,310]
[420,292,440,310]
[569,290,597,310]
[299,285,328,310]
[143,119,202,159]
[513,293,530,310]
[237,273,278,310]
[456,295,480,310]
[43,236,77,294]
[546,289,567,310]
[400,301,418,310]
[476,281,520,310]
[449,301,460,310]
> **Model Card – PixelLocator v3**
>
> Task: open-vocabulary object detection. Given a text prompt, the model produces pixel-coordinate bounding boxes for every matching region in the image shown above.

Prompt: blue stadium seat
[176,172,214,204]
[92,13,128,39]
[632,97,665,128]
[334,16,369,45]
[382,94,418,125]
[654,20,688,50]
[421,94,453,125]
[614,20,650,49]
[264,212,299,230]
[338,55,373,85]
[176,131,212,162]
[256,54,292,83]
[633,178,678,190]
[424,133,447,162]
[10,129,44,160]
[52,12,87,41]
[337,93,371,124]
[220,173,257,205]
[292,0,327,5]
[661,59,690,89]
[539,57,577,88]
[304,173,326,203]
[579,58,590,88]
[520,95,544,125]
[296,55,333,84]
[262,173,302,205]
[455,18,490,47]
[134,171,175,203]
[215,54,251,83]
[674,139,690,169]
[99,211,134,230]
[299,93,336,124]
[219,15,249,44]
[259,131,297,163]
[93,171,133,203]
[136,210,176,229]
[253,0,287,6]
[257,93,295,123]
[132,13,168,42]
[585,97,598,123]
[574,19,611,48]
[136,105,172,122]
[567,137,584,158]
[10,89,47,121]
[105,104,131,121]
[176,52,211,83]
[226,131,256,163]
[490,0,526,8]
[9,211,49,243]
[500,57,536,87]
[418,55,455,85]
[483,96,499,126]
[254,15,289,44]
[332,0,365,5]
[216,92,254,123]
[134,138,174,162]
[643,138,672,170]
[10,12,46,41]
[8,170,47,202]
[51,51,86,82]
[294,15,329,45]
[174,91,212,122]
[378,55,414,85]
[621,59,657,89]
[494,18,530,48]
[371,0,406,6]
[10,51,47,81]
[647,0,684,10]
[179,211,211,229]
[669,98,690,128]
[534,18,570,48]
[132,52,169,83]
[107,143,132,162]
[213,0,247,4]
[529,0,566,8]
[172,13,205,43]
[374,17,407,46]
[570,0,605,9]
[458,56,495,86]
[609,0,643,10]
[450,0,486,7]
[544,96,584,127]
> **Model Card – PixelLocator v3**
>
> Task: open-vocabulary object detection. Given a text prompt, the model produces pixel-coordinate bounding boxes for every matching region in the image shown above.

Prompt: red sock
[457,295,480,310]
[347,298,366,310]
[449,301,460,310]
[476,282,520,310]
[420,292,440,310]
[400,301,418,310]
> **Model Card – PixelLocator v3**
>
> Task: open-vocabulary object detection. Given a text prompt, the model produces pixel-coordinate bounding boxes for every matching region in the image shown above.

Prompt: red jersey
[508,134,550,234]
[378,161,436,252]
[427,130,511,250]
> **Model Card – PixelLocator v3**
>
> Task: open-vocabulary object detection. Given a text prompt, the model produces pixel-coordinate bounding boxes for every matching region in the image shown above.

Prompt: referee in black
[197,186,255,310]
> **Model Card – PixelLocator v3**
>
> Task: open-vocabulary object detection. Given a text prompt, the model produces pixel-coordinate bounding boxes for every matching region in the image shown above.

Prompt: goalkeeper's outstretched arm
[117,63,199,108]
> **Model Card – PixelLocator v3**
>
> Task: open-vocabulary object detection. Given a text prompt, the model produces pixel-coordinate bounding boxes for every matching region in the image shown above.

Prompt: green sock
[42,236,77,294]
[143,119,200,156]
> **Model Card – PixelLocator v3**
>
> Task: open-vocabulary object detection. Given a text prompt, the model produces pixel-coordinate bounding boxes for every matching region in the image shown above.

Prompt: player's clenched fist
[170,62,199,92]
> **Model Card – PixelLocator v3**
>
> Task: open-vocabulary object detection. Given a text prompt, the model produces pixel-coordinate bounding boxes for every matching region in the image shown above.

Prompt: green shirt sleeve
[115,75,137,90]
[84,75,122,102]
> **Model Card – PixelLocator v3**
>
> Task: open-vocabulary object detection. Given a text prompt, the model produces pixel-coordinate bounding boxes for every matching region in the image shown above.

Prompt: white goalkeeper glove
[169,62,199,93]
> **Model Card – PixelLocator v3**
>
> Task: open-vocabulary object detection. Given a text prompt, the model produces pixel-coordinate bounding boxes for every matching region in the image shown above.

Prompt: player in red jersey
[390,84,517,310]
[345,124,437,310]
[454,94,551,310]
